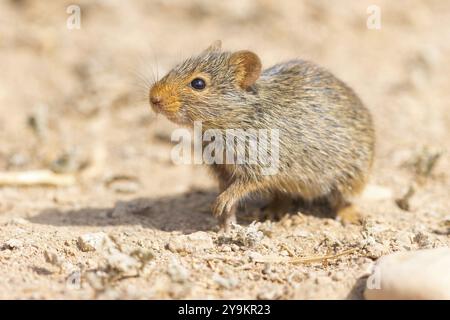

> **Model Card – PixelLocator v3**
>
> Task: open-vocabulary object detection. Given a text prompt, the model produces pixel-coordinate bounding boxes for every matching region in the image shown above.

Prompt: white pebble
[212,273,239,289]
[167,232,214,253]
[77,232,114,252]
[167,258,190,283]
[106,250,140,273]
[3,238,23,249]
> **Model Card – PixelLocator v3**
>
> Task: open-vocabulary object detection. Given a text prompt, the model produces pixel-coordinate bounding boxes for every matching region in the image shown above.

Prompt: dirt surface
[0,0,449,299]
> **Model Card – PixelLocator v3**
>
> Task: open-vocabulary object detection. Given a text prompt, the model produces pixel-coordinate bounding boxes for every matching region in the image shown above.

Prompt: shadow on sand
[30,189,337,233]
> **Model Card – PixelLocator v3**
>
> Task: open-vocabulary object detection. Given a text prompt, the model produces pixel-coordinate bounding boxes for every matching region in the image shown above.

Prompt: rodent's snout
[150,94,163,109]
[149,83,183,122]
[149,85,166,113]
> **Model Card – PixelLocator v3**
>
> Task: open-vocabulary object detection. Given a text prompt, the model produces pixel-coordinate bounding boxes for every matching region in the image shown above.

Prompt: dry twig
[0,170,76,187]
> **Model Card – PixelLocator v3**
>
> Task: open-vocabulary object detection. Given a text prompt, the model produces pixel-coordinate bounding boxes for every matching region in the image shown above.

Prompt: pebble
[3,238,23,250]
[212,273,239,289]
[412,232,432,249]
[364,247,450,299]
[395,232,413,250]
[44,250,62,267]
[246,251,263,262]
[167,259,190,283]
[220,245,232,252]
[77,232,114,252]
[167,232,214,253]
[105,250,140,273]
[230,222,264,247]
[362,238,388,259]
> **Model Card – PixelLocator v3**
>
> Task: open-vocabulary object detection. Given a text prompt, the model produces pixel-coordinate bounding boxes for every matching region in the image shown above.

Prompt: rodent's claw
[211,199,224,217]
[211,196,233,218]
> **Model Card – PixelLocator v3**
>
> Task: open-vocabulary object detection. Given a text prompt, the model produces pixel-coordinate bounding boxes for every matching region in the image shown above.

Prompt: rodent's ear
[204,40,222,53]
[230,51,262,90]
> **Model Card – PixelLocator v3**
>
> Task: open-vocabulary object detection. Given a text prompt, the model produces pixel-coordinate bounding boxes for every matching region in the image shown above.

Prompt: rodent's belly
[218,161,336,200]
[264,171,333,199]
[211,119,372,199]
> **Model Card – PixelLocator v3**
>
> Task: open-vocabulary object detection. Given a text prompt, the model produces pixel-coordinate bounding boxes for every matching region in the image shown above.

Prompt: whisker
[156,63,160,82]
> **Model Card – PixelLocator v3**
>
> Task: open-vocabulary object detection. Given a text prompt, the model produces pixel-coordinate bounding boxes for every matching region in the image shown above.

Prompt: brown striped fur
[149,41,375,230]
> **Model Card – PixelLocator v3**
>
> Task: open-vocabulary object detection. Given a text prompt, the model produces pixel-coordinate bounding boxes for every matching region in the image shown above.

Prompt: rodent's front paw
[211,196,234,218]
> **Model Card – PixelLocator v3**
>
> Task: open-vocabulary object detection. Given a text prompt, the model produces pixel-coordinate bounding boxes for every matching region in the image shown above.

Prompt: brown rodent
[149,41,375,231]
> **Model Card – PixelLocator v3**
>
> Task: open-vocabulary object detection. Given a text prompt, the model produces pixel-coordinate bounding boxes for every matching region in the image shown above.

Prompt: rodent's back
[245,60,375,198]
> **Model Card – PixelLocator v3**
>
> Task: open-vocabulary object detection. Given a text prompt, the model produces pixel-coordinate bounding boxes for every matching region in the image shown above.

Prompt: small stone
[77,232,114,252]
[361,236,387,259]
[364,248,450,299]
[220,245,232,252]
[262,263,272,275]
[44,250,62,267]
[230,222,264,247]
[167,232,214,253]
[66,270,82,290]
[3,238,23,250]
[105,250,140,274]
[246,251,263,262]
[167,259,190,283]
[395,232,413,250]
[212,274,239,289]
[230,244,240,252]
[412,232,432,249]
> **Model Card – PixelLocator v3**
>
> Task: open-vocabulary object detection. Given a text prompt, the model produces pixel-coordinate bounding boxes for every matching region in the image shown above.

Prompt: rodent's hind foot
[327,188,363,225]
[335,204,363,225]
[211,195,235,218]
[260,193,293,221]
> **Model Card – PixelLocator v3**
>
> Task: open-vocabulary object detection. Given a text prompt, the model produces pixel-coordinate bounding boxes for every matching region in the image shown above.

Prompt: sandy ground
[0,0,449,299]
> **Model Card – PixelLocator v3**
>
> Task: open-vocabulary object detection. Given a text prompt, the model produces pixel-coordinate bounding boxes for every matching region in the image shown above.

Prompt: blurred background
[0,0,449,299]
[1,0,449,185]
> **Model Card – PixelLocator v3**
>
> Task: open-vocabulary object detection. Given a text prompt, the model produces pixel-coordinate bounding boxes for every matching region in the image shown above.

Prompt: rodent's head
[149,41,261,126]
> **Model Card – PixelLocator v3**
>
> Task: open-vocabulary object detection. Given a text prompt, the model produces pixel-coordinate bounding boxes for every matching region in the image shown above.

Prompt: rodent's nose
[150,95,163,107]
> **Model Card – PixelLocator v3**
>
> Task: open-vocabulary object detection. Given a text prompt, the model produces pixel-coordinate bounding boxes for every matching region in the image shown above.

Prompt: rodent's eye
[190,78,206,90]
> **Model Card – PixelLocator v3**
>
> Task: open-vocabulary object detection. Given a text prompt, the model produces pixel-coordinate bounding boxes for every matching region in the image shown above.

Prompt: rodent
[149,40,375,231]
